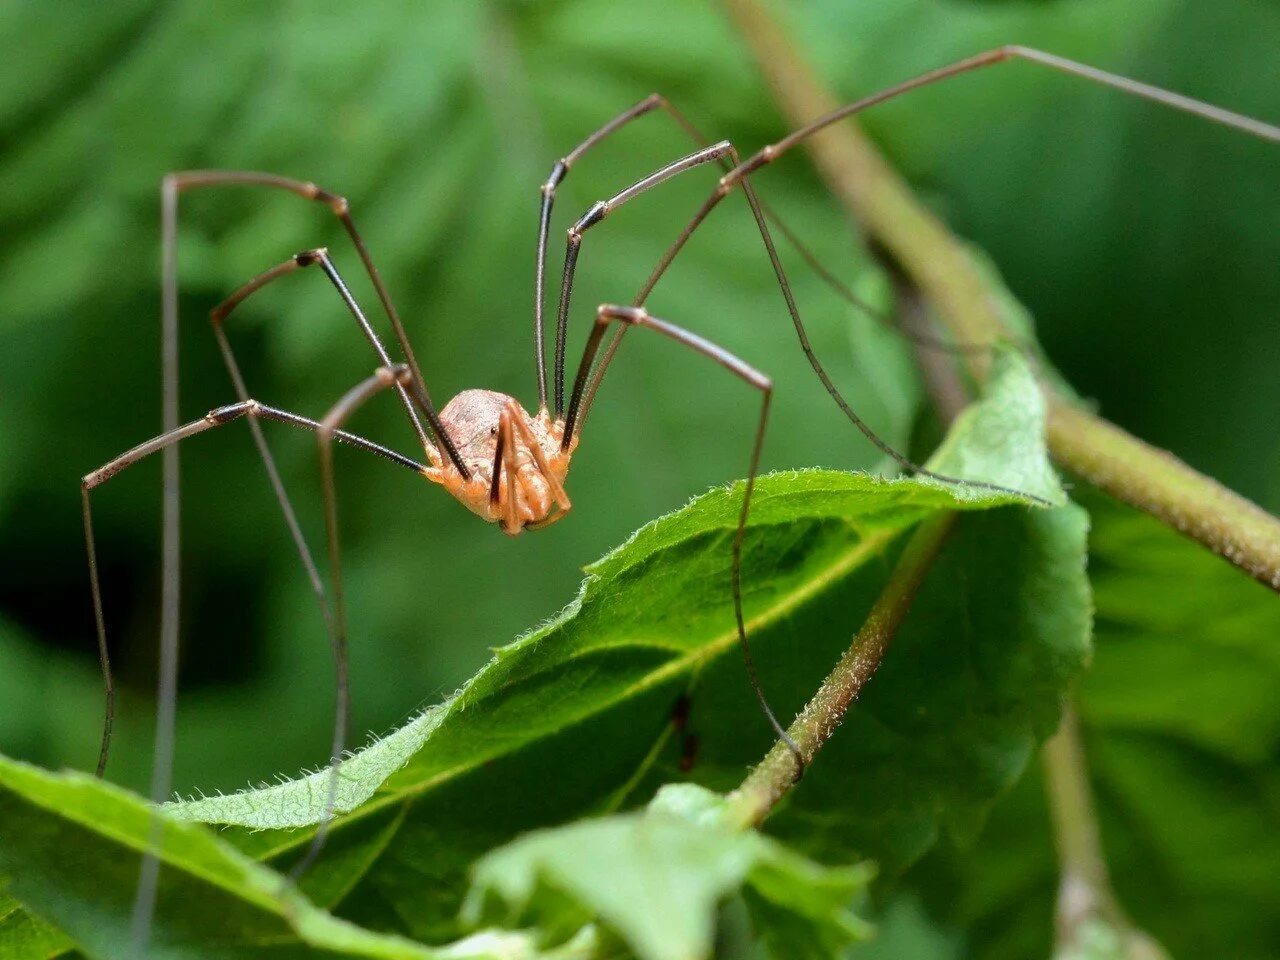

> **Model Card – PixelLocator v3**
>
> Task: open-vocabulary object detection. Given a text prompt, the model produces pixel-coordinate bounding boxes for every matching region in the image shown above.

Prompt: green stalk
[1043,709,1171,959]
[1042,708,1118,927]
[1046,404,1280,589]
[728,512,954,827]
[720,0,1280,592]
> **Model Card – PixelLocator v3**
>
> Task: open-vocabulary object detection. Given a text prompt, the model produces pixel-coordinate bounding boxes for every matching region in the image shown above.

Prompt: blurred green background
[1,0,1277,956]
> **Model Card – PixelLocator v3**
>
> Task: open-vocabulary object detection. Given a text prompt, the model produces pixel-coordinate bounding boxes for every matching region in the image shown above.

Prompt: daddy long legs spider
[81,44,1278,951]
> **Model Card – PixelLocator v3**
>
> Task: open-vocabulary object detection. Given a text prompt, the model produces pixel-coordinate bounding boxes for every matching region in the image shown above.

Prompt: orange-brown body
[423,389,574,535]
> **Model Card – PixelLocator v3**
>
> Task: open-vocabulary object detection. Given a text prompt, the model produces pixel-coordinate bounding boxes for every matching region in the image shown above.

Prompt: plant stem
[727,513,954,828]
[1046,403,1280,589]
[1042,707,1116,927]
[720,0,1280,592]
[1043,708,1171,959]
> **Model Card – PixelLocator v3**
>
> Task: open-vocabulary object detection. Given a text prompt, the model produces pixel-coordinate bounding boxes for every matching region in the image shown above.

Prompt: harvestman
[81,45,1278,936]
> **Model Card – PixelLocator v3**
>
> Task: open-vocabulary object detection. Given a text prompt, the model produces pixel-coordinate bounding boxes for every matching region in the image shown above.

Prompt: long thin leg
[210,248,467,475]
[507,398,570,514]
[208,256,468,793]
[565,198,730,428]
[564,304,801,769]
[537,96,969,436]
[499,410,521,536]
[532,93,957,405]
[550,140,737,416]
[710,44,1279,363]
[619,173,1046,503]
[583,48,1280,498]
[536,94,671,410]
[84,394,424,777]
[82,488,113,779]
[292,364,417,880]
[209,256,333,642]
[164,171,449,417]
[142,177,181,955]
[489,415,508,508]
[157,183,464,780]
[143,169,462,946]
[575,168,739,431]
[760,209,997,356]
[202,247,472,749]
[733,46,1280,180]
[88,380,424,951]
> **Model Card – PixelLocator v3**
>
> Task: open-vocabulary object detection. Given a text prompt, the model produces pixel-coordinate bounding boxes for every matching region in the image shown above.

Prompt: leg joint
[309,185,350,216]
[206,401,255,424]
[375,363,410,386]
[543,160,568,195]
[294,247,329,268]
[570,200,608,237]
[597,304,646,326]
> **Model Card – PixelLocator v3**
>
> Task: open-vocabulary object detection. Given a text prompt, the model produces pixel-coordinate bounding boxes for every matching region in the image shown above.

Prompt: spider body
[430,389,573,534]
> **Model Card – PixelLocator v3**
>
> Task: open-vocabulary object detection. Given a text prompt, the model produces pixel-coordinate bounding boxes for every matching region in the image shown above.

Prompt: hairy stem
[1046,404,1280,588]
[728,513,954,827]
[720,0,1280,592]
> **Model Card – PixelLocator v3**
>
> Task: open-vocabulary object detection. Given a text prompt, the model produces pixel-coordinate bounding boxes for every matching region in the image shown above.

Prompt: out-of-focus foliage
[906,488,1280,960]
[464,784,872,960]
[0,0,1276,957]
[803,0,1280,504]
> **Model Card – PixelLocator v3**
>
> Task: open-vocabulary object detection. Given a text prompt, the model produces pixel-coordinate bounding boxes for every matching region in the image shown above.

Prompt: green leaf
[464,784,871,960]
[845,894,961,960]
[1078,492,1280,956]
[0,890,73,960]
[0,755,586,960]
[170,701,451,831]
[2,349,1086,953]
[143,347,1085,943]
[907,489,1280,960]
[741,840,874,960]
[924,343,1065,506]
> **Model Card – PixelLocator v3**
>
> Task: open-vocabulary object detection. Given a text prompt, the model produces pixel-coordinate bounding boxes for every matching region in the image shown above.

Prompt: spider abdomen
[431,389,572,532]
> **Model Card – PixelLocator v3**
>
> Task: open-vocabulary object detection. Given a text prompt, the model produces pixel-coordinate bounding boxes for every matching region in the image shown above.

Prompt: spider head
[426,389,573,535]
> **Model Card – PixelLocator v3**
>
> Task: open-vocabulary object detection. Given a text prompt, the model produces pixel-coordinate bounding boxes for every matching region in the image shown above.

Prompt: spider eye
[490,426,498,435]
